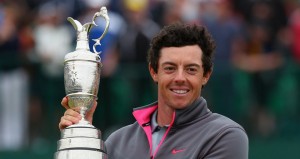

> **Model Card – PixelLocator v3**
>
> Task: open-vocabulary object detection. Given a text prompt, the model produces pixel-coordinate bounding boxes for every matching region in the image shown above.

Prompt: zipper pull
[142,122,151,127]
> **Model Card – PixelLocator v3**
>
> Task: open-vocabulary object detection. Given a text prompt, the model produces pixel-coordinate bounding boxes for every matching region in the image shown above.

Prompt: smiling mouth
[171,89,189,94]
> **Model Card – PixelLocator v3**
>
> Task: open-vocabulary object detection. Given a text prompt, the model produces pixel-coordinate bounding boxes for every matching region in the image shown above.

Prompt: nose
[174,69,186,84]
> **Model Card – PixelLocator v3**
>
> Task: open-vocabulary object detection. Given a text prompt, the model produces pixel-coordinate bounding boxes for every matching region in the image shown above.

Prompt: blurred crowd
[0,0,300,153]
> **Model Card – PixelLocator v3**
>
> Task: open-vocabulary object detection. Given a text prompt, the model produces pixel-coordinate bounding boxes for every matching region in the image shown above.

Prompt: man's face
[150,45,211,110]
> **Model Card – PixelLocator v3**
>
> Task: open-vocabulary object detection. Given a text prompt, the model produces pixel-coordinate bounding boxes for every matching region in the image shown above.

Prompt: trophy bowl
[67,93,96,117]
[64,51,101,124]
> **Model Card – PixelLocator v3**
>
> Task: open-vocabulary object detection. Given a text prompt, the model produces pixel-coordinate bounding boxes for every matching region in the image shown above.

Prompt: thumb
[61,96,70,109]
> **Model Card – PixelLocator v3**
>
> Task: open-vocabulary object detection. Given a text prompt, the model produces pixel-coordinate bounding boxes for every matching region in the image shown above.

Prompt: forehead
[159,45,203,64]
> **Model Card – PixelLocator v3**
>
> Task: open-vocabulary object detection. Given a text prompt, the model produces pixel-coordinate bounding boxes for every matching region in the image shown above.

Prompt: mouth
[171,89,189,94]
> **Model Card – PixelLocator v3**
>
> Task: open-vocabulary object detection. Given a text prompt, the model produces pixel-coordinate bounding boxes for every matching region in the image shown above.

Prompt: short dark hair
[147,22,216,75]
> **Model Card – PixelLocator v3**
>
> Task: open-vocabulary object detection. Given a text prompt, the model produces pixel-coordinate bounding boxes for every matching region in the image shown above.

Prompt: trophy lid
[64,6,109,64]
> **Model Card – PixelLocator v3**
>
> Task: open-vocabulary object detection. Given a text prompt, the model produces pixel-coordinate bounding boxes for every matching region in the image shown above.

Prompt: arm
[203,127,249,159]
[58,97,97,130]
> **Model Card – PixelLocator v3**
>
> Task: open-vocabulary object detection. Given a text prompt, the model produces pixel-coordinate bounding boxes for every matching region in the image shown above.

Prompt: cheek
[157,73,169,83]
[191,78,204,89]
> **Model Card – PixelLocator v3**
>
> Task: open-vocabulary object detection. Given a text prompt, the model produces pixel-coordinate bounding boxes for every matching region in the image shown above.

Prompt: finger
[59,117,73,130]
[59,114,81,130]
[64,109,82,119]
[61,97,69,109]
[64,114,81,123]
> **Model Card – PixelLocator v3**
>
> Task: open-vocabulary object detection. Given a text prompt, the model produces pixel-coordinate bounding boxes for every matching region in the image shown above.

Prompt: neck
[157,105,174,126]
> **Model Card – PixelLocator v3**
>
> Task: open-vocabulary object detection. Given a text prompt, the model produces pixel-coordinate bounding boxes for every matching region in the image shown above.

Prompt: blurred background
[0,0,300,158]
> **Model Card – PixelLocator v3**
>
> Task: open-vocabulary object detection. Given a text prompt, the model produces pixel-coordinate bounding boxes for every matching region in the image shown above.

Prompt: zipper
[152,111,176,158]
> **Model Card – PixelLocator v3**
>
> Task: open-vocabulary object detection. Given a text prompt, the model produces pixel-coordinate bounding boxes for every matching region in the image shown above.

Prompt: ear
[202,70,212,85]
[149,64,158,83]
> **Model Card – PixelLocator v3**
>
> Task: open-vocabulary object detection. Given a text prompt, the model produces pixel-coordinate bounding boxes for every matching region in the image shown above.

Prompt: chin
[171,102,190,110]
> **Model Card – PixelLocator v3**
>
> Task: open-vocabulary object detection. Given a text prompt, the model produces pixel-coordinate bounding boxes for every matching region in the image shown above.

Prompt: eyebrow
[161,62,201,68]
[186,64,201,68]
[161,62,176,66]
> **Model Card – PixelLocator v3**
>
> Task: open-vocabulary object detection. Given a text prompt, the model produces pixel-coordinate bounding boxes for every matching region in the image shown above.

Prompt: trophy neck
[75,118,92,127]
[79,108,90,125]
[69,112,93,128]
[76,31,90,51]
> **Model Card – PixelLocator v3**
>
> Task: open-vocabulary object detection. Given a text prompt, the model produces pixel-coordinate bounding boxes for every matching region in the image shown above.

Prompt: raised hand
[58,97,97,130]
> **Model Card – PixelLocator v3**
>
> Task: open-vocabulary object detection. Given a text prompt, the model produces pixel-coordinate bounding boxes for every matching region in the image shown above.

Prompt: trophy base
[55,124,107,159]
[55,149,107,159]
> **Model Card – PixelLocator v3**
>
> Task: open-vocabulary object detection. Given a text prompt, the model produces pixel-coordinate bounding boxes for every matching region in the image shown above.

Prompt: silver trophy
[55,6,109,159]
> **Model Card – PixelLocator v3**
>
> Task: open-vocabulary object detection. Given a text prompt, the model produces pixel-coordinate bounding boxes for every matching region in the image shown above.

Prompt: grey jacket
[105,97,248,159]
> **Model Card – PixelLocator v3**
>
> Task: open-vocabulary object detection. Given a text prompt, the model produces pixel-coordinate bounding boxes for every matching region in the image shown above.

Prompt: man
[59,23,248,159]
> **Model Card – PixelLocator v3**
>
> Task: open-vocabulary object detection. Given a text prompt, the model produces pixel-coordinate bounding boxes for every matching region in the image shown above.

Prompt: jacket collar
[132,96,211,128]
[173,96,211,127]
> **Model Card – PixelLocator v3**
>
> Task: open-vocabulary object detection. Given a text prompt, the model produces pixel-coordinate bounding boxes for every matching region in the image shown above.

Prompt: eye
[186,67,198,74]
[164,66,175,73]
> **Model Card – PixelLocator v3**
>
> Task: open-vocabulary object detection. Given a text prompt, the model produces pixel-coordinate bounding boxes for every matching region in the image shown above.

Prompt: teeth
[172,90,188,94]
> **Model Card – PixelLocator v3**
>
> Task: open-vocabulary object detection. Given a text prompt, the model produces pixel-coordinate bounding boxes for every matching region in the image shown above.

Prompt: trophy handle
[92,6,110,54]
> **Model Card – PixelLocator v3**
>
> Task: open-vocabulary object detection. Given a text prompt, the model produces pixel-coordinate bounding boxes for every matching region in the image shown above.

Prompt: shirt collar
[151,110,160,133]
[151,110,170,133]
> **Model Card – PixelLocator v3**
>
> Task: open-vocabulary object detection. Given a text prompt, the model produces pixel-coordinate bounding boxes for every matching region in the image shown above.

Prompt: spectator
[32,1,73,139]
[199,0,246,121]
[0,1,30,150]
